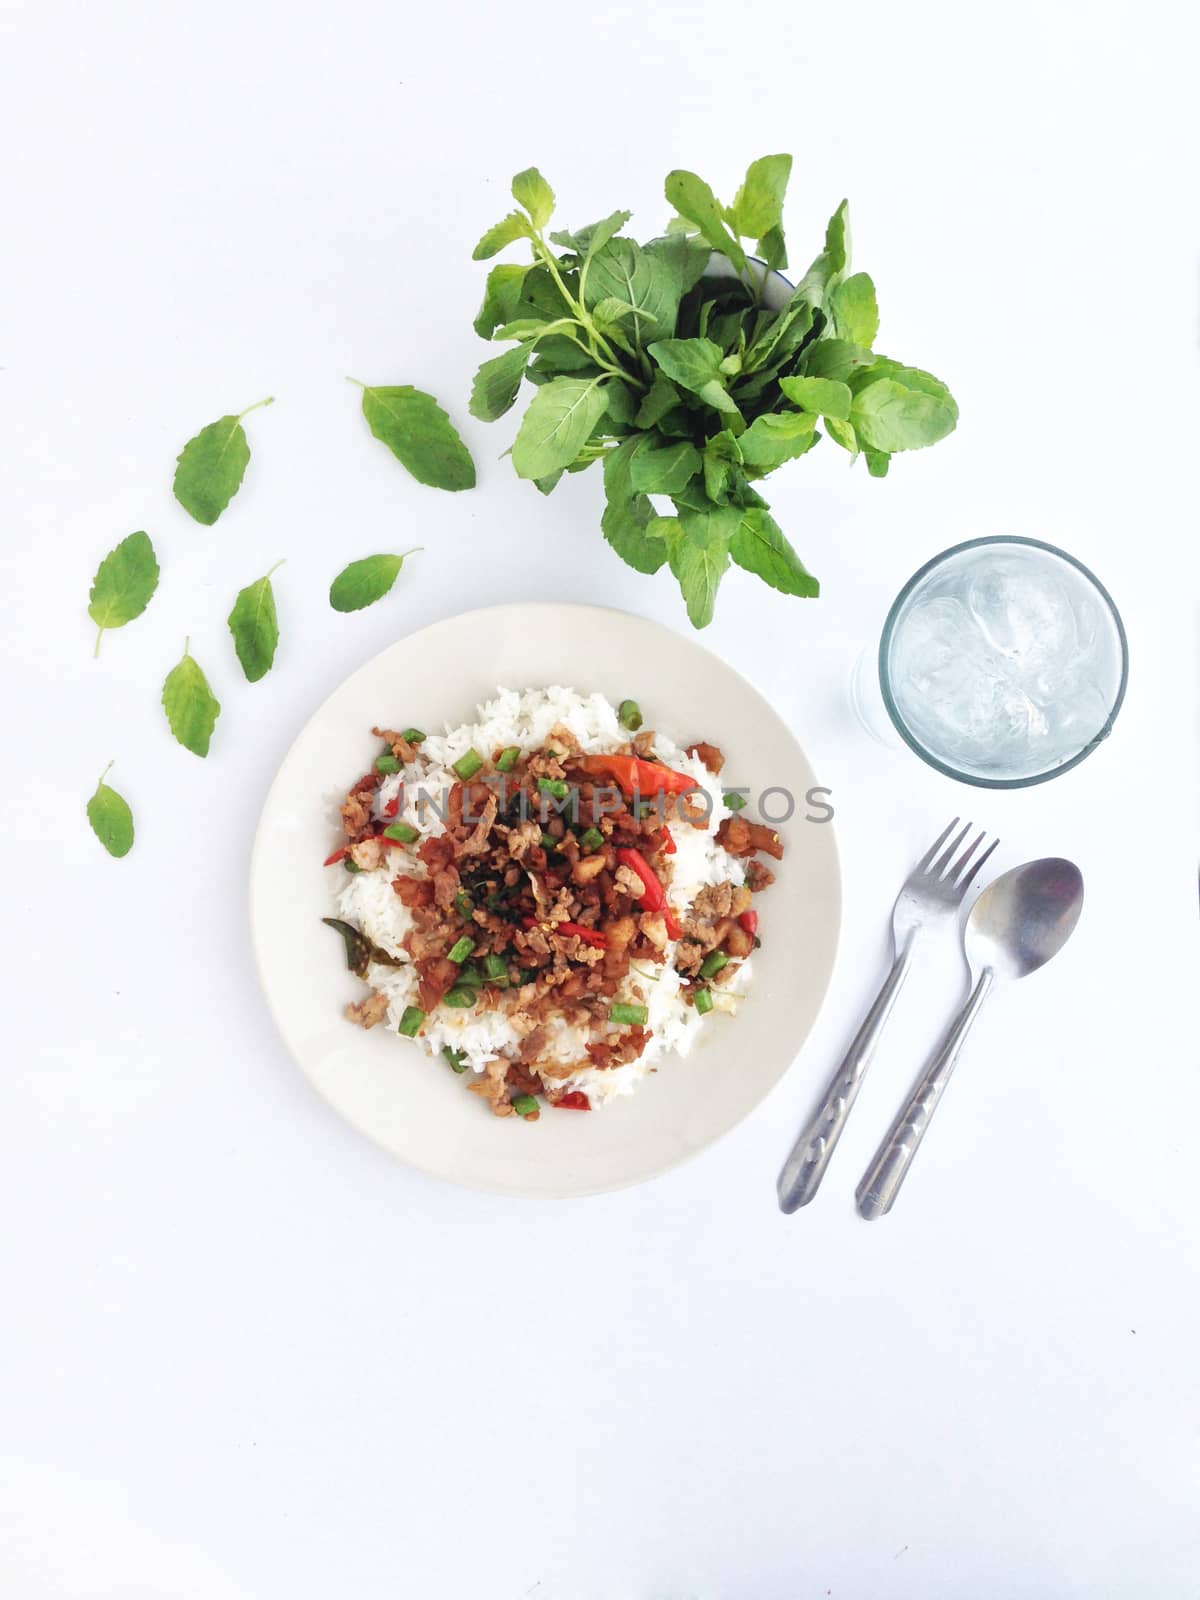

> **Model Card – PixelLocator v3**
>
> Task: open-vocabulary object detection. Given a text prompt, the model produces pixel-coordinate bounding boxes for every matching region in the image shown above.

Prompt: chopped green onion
[699,950,729,980]
[442,1045,468,1073]
[456,963,486,988]
[454,890,474,919]
[694,986,714,1015]
[511,1093,539,1117]
[483,953,510,987]
[578,827,603,852]
[383,819,419,844]
[537,776,569,799]
[636,801,659,820]
[401,727,426,744]
[609,1002,649,1026]
[723,791,748,811]
[453,748,484,781]
[448,935,475,964]
[343,857,363,874]
[496,746,520,773]
[443,986,476,1009]
[618,698,643,732]
[540,832,560,851]
[398,1005,425,1036]
[374,751,402,774]
[518,967,539,986]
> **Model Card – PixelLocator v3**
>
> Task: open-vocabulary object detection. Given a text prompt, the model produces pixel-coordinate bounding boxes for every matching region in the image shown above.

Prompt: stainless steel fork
[777,819,999,1213]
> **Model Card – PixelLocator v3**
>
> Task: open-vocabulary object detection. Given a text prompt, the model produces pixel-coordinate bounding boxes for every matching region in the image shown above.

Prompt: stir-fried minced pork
[327,702,787,1120]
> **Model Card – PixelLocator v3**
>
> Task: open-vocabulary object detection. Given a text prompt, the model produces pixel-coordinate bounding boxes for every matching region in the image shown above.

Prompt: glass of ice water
[870,536,1128,788]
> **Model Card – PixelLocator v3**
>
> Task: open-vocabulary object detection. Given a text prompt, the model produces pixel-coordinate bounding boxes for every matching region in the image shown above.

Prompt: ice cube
[965,556,1077,670]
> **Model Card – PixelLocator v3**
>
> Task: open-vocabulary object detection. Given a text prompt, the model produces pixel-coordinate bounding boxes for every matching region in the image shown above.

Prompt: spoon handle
[856,969,994,1220]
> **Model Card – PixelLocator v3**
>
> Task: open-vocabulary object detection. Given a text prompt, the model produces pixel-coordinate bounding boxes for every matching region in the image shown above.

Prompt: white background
[1,1,1198,1595]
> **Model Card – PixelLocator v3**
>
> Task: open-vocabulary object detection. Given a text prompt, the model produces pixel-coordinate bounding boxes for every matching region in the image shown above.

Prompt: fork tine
[949,833,999,896]
[914,818,960,875]
[930,821,972,879]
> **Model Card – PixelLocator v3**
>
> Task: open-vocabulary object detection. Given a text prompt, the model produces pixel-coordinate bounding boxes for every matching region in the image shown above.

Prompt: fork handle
[777,939,917,1212]
[855,969,994,1220]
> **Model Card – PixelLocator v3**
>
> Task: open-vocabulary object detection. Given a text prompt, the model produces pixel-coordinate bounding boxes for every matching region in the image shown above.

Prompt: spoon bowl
[965,857,1085,984]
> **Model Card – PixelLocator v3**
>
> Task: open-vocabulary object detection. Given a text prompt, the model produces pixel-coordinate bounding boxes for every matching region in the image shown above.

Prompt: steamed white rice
[335,686,752,1104]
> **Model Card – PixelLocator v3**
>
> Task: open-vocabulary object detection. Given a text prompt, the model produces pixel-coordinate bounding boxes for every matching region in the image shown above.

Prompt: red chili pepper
[323,846,349,866]
[616,847,682,940]
[383,795,400,818]
[554,1091,591,1110]
[739,909,758,935]
[578,753,696,798]
[521,915,607,949]
[656,828,677,856]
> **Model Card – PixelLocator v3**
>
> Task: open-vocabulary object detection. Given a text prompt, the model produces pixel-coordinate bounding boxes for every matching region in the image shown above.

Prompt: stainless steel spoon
[856,857,1084,1220]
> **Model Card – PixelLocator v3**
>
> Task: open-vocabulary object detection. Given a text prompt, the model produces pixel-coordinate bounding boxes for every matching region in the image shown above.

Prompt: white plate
[250,603,841,1197]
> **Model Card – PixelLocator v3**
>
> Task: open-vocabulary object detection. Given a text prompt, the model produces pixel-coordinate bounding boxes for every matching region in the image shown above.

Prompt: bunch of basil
[469,157,957,627]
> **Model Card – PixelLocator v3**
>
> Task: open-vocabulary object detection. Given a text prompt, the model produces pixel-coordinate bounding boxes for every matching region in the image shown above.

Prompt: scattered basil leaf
[227,560,283,682]
[352,381,476,491]
[88,530,159,657]
[329,549,420,613]
[87,762,134,858]
[162,640,221,758]
[173,397,273,525]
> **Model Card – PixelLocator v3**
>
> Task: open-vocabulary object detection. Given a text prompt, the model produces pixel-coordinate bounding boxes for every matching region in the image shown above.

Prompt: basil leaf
[865,449,891,477]
[87,762,134,858]
[647,338,741,422]
[730,508,819,598]
[600,436,666,575]
[824,416,859,457]
[634,375,681,430]
[583,239,681,345]
[796,200,850,309]
[472,211,533,260]
[731,155,792,264]
[642,233,711,297]
[850,368,958,452]
[550,210,631,258]
[664,507,737,628]
[603,380,639,430]
[354,383,476,491]
[738,411,819,472]
[173,397,273,526]
[321,917,404,979]
[831,272,879,346]
[629,439,702,496]
[778,375,852,420]
[664,170,748,275]
[162,641,221,758]
[511,167,555,229]
[469,344,530,422]
[742,291,815,375]
[329,549,419,613]
[474,263,528,338]
[702,430,743,504]
[227,561,283,682]
[87,530,159,657]
[510,376,608,479]
[801,339,875,383]
[533,470,563,496]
